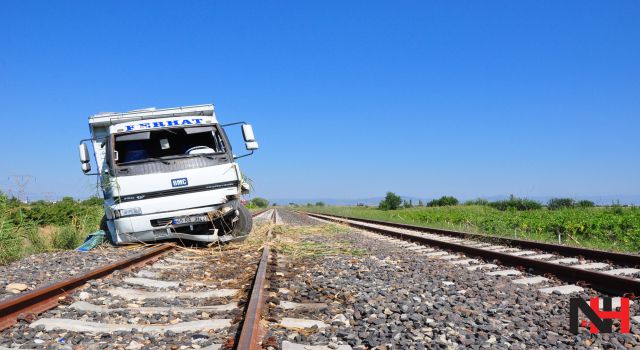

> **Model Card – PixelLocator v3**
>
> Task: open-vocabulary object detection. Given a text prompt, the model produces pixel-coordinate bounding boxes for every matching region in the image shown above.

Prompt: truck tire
[100,215,116,245]
[230,204,253,241]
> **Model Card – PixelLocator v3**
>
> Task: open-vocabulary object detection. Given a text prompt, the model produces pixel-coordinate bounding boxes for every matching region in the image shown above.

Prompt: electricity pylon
[9,175,34,202]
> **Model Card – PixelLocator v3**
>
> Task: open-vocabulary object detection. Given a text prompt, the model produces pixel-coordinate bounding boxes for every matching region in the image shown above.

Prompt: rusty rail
[0,209,273,333]
[236,245,271,350]
[302,212,640,266]
[0,243,174,330]
[236,209,276,349]
[307,212,640,296]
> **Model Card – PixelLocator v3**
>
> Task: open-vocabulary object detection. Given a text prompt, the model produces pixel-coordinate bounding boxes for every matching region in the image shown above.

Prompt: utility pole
[9,175,34,203]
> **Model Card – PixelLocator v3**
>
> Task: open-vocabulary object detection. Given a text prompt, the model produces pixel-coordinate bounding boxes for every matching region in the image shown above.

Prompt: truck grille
[116,181,238,203]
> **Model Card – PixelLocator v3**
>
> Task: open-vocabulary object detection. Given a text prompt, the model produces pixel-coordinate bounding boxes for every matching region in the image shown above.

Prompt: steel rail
[0,243,174,330]
[302,212,640,266]
[306,212,640,296]
[0,209,270,332]
[251,209,269,217]
[236,210,276,350]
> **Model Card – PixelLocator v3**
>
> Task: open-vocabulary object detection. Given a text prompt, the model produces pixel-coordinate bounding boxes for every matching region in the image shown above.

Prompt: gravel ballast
[268,209,640,349]
[0,247,146,301]
[0,245,263,349]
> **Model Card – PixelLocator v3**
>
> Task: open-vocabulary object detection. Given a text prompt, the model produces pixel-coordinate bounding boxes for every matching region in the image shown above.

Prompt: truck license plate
[172,215,209,225]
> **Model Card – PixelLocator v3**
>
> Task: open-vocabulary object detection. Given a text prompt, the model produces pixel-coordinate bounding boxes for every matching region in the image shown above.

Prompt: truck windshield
[114,126,228,165]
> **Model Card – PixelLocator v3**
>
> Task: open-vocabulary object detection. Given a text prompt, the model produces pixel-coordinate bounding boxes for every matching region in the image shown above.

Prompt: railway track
[2,208,639,348]
[237,209,344,350]
[303,212,640,297]
[0,210,276,350]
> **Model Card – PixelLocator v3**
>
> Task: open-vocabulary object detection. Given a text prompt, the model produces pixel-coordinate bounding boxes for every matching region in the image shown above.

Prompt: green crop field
[303,205,640,253]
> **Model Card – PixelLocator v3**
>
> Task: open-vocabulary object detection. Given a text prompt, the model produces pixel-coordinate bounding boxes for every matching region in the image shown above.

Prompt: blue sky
[0,1,638,201]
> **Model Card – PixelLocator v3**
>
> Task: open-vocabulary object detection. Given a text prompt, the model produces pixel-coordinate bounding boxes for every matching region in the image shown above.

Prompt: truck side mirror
[241,124,255,142]
[79,143,92,174]
[241,124,259,150]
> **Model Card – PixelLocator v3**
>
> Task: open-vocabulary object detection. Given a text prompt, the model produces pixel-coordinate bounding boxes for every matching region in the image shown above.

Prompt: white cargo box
[89,104,214,131]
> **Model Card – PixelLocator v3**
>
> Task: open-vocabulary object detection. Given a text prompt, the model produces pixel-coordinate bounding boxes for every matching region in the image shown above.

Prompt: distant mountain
[267,195,640,206]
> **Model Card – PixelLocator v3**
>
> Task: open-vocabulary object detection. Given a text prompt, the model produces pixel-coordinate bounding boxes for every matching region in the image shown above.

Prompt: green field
[0,194,103,265]
[304,205,640,253]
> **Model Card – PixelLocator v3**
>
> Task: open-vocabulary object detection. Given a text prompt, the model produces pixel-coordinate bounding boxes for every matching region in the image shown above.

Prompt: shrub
[0,192,103,264]
[17,196,101,227]
[427,196,459,207]
[610,203,624,215]
[251,197,269,208]
[576,200,595,208]
[81,196,104,206]
[315,202,325,207]
[465,198,489,206]
[379,192,402,210]
[548,198,575,210]
[488,197,542,211]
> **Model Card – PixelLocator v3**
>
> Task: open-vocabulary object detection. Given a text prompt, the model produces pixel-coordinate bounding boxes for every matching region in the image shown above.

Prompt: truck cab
[79,104,258,245]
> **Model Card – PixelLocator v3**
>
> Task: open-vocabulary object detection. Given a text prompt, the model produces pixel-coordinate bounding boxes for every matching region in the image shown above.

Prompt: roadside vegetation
[246,197,270,209]
[0,193,103,265]
[305,193,640,253]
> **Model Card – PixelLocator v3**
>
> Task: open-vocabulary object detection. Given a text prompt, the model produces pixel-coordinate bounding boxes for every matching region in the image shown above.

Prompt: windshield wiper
[118,157,171,166]
[191,153,227,160]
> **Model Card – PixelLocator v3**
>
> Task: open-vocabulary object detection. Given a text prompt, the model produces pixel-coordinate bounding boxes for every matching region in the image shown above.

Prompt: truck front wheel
[229,204,253,241]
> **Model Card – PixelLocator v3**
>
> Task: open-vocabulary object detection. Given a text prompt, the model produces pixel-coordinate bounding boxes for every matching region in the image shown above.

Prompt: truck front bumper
[108,201,238,244]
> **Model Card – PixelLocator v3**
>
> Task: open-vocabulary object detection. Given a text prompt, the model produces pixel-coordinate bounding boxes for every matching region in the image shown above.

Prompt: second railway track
[303,211,640,296]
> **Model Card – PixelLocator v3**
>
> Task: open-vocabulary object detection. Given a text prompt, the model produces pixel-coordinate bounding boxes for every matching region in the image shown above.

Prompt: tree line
[378,192,596,211]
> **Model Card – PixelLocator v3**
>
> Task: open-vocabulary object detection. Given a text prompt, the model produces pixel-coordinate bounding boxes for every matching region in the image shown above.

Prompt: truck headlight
[114,207,142,218]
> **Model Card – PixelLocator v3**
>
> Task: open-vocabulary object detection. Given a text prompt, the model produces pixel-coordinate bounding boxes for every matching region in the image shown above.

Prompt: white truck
[78,104,258,245]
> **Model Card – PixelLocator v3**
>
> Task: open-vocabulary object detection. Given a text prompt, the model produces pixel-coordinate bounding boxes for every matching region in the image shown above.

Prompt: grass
[0,195,103,265]
[303,205,640,253]
[272,224,368,258]
[245,220,368,258]
[0,218,24,265]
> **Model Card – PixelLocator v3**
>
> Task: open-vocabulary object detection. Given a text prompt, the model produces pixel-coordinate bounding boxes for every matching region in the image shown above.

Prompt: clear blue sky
[1,1,638,201]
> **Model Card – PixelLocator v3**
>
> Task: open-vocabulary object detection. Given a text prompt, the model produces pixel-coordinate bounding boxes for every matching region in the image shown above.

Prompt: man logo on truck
[171,178,188,187]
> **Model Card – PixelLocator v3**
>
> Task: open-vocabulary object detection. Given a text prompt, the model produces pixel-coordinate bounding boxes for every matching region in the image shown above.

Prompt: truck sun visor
[184,126,215,134]
[116,131,151,141]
